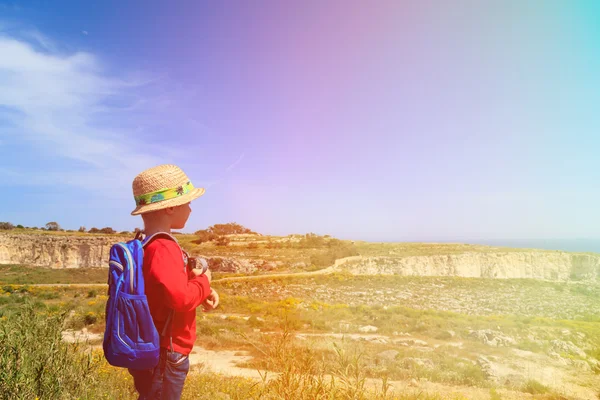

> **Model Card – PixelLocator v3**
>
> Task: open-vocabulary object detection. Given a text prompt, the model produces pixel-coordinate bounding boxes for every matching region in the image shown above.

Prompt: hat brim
[131,187,205,216]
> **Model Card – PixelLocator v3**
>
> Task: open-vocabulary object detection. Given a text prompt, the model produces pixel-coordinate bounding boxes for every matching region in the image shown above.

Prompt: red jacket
[143,237,211,355]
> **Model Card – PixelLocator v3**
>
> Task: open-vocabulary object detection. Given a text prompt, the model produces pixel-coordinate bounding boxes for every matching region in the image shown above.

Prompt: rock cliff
[334,252,600,281]
[2,233,599,281]
[0,233,126,268]
[0,233,278,273]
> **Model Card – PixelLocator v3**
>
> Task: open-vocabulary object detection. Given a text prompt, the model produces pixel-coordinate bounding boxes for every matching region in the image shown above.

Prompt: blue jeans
[128,348,190,400]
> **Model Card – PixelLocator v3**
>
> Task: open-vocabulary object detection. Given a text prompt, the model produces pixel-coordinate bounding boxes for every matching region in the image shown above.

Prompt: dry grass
[1,231,598,398]
[0,264,108,285]
[352,241,583,257]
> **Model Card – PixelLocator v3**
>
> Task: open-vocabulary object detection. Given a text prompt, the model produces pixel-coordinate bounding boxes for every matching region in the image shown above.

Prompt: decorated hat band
[134,181,195,206]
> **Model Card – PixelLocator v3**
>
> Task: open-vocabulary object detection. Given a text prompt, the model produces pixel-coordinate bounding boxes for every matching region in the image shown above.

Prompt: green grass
[213,274,600,321]
[1,301,462,400]
[2,228,130,237]
[0,264,108,285]
[0,302,104,399]
[2,253,599,397]
[352,241,577,257]
[521,379,550,394]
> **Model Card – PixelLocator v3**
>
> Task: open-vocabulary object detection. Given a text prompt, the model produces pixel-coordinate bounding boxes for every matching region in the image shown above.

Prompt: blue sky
[1,1,600,243]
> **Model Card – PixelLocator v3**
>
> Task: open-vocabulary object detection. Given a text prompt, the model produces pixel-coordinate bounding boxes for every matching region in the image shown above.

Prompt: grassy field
[1,232,598,398]
[345,241,588,257]
[1,263,599,399]
[0,299,467,400]
[1,228,131,237]
[0,264,108,284]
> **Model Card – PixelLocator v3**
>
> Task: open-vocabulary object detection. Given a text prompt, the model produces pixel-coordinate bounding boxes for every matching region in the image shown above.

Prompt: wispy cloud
[203,152,246,189]
[225,152,245,172]
[21,29,58,52]
[0,28,180,194]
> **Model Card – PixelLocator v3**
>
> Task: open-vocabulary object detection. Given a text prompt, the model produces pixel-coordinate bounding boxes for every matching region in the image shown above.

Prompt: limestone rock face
[335,252,600,281]
[2,232,600,281]
[0,233,280,272]
[0,233,126,268]
[550,340,586,358]
[202,256,277,274]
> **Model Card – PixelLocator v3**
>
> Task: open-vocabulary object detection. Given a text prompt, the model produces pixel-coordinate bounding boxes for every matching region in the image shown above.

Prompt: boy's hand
[202,289,219,311]
[192,268,212,283]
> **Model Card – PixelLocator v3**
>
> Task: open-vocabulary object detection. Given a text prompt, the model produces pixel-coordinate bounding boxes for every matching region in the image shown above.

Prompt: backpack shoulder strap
[142,232,189,268]
[141,232,179,248]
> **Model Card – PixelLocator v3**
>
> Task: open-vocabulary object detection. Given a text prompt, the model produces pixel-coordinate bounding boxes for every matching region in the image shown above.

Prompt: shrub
[0,303,102,399]
[15,225,24,229]
[265,240,284,249]
[206,222,257,235]
[2,285,14,294]
[83,312,98,325]
[244,330,397,399]
[215,236,230,246]
[522,379,550,394]
[247,315,264,328]
[78,226,86,232]
[298,233,327,248]
[435,331,454,340]
[193,230,217,244]
[99,227,115,234]
[45,222,60,231]
[490,388,502,400]
[88,227,100,234]
[0,222,14,230]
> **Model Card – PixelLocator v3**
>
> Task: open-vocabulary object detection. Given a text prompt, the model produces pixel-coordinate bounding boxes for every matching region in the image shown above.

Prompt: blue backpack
[103,232,176,370]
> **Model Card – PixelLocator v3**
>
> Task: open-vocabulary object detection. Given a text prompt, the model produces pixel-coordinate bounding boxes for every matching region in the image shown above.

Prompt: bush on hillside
[0,222,14,230]
[193,230,217,244]
[265,240,286,249]
[205,222,257,235]
[214,236,230,246]
[193,222,258,244]
[45,222,60,231]
[0,303,103,399]
[297,233,328,248]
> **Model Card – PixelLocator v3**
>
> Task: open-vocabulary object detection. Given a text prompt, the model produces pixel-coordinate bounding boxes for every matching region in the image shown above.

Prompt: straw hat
[130,164,205,215]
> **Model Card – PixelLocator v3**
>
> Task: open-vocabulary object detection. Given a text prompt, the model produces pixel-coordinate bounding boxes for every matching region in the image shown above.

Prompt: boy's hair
[131,164,205,216]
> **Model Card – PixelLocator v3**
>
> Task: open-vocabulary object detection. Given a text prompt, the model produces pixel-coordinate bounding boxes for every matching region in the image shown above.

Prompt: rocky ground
[218,275,600,320]
[65,314,599,399]
[48,271,600,399]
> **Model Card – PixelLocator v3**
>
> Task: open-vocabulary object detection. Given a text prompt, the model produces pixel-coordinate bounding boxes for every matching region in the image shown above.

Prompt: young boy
[128,164,219,400]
